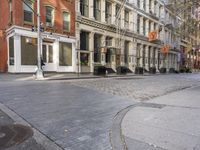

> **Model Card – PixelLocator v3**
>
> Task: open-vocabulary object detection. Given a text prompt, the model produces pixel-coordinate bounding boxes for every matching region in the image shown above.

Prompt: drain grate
[0,124,33,149]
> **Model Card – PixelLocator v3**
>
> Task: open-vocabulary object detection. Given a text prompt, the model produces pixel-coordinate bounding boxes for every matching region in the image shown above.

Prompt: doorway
[42,43,55,71]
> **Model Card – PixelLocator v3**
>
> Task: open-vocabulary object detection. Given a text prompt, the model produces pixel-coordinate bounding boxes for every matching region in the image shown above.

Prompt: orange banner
[161,45,170,54]
[148,31,157,42]
[0,30,4,37]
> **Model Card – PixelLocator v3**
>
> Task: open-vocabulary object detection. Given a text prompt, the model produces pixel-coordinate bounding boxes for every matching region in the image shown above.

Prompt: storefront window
[80,53,89,66]
[59,42,72,66]
[21,36,37,65]
[9,37,14,65]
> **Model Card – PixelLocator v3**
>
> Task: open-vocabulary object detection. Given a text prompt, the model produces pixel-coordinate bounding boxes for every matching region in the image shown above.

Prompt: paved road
[0,80,134,150]
[0,73,200,149]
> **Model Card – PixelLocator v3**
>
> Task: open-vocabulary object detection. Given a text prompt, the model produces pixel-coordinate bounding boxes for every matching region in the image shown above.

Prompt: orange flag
[161,45,170,54]
[148,31,157,42]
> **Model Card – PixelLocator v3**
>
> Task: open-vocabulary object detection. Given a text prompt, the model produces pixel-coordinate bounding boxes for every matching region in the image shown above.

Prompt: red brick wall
[10,0,76,36]
[0,0,75,72]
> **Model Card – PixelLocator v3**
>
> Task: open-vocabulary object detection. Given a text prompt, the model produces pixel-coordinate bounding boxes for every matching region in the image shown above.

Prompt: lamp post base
[35,69,44,80]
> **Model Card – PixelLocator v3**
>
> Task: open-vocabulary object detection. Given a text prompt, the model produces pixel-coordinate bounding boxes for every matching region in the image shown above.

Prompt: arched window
[23,0,33,23]
[45,6,54,27]
[63,12,70,31]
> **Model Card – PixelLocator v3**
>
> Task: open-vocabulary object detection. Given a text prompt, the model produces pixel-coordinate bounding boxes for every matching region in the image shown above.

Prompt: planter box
[169,68,175,73]
[160,68,166,73]
[93,66,106,75]
[149,67,156,74]
[116,66,127,75]
[135,67,143,74]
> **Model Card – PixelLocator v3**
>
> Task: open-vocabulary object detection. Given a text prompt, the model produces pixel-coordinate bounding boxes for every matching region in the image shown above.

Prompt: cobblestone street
[70,74,200,101]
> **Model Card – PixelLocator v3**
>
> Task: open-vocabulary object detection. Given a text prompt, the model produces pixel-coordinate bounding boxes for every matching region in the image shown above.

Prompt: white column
[76,0,80,14]
[141,0,144,10]
[89,0,94,19]
[129,11,134,31]
[101,35,106,65]
[121,8,125,29]
[75,29,80,73]
[89,32,94,72]
[111,3,116,24]
[145,19,149,37]
[139,44,143,67]
[145,46,149,70]
[155,48,158,70]
[133,12,137,33]
[54,39,59,71]
[101,0,106,23]
[146,0,149,13]
[14,35,21,72]
[140,16,143,35]
[152,0,155,14]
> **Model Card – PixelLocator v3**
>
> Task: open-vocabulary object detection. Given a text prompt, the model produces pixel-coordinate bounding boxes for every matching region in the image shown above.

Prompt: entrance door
[42,44,55,71]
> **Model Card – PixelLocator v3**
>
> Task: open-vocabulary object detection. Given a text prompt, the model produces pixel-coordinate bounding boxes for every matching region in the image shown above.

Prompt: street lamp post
[35,0,44,79]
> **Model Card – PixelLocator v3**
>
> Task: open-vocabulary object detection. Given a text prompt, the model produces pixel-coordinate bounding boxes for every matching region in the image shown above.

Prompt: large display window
[59,42,72,66]
[21,36,37,65]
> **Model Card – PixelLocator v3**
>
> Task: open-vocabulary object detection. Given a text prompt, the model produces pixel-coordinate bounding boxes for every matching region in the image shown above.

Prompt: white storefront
[7,26,76,73]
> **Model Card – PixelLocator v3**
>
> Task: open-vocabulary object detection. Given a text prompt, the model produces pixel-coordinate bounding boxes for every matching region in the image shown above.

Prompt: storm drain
[0,124,33,149]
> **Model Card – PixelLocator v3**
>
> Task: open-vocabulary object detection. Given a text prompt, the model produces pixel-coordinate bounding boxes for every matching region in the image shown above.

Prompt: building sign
[148,31,157,42]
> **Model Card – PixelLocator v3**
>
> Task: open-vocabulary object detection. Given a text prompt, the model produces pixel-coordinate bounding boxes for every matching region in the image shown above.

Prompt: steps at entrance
[106,68,116,74]
[125,67,133,73]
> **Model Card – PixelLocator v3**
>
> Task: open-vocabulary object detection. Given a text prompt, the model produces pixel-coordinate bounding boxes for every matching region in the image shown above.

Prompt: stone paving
[70,74,200,101]
[0,73,200,150]
[0,109,45,150]
[0,80,134,150]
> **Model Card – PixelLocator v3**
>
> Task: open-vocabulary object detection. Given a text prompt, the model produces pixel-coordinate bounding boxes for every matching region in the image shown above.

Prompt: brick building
[0,0,76,73]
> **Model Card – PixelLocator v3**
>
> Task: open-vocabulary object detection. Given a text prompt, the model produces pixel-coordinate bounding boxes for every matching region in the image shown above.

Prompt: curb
[110,103,166,150]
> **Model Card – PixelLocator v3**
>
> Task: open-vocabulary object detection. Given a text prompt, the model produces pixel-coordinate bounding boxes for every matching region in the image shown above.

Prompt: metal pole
[36,0,44,79]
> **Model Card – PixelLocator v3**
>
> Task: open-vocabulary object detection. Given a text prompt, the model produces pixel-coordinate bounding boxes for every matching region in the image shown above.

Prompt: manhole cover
[0,124,33,149]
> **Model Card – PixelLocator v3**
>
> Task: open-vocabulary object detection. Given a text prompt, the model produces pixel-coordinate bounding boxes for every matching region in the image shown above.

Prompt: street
[0,73,200,150]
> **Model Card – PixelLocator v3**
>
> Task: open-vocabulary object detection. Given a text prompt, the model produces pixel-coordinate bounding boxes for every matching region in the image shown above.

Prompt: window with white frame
[23,0,33,23]
[124,10,129,29]
[94,0,101,21]
[63,12,70,31]
[45,6,54,27]
[80,0,88,17]
[105,1,112,24]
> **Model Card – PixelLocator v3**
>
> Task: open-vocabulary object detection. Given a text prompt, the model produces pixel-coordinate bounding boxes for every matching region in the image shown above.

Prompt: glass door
[42,44,55,71]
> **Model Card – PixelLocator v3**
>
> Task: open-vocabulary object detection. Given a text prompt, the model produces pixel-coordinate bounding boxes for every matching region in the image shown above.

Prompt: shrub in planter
[149,67,156,74]
[135,67,143,74]
[185,68,192,73]
[169,68,175,73]
[93,66,106,75]
[160,68,166,73]
[116,66,127,75]
[179,68,185,73]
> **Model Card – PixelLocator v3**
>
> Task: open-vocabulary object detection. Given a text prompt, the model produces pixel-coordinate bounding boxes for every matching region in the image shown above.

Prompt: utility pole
[35,0,44,79]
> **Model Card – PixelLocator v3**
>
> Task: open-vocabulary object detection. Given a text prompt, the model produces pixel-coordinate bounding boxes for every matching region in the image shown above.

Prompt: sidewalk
[120,85,200,150]
[0,72,158,81]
